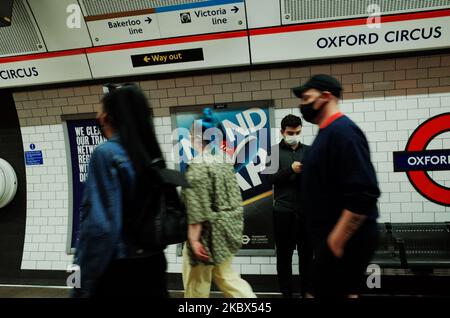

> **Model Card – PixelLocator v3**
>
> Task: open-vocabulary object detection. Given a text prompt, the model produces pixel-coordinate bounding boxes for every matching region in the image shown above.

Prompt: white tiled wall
[21,124,73,270]
[20,92,450,273]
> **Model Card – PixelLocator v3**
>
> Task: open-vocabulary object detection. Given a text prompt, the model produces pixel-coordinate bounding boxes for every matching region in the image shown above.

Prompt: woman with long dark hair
[72,83,168,298]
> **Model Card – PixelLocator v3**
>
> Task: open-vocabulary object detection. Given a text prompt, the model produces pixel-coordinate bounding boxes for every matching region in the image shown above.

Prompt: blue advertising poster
[65,119,105,252]
[174,103,275,251]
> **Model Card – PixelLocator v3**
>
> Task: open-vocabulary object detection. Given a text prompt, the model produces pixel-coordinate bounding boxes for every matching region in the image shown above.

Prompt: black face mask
[300,98,325,123]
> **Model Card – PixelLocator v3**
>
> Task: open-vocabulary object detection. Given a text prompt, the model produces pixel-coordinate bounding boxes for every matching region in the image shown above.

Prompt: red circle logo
[405,113,450,206]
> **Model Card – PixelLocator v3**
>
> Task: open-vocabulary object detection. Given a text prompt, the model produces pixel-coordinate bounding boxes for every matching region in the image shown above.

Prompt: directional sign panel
[131,48,204,67]
[156,0,246,39]
[86,33,249,79]
[86,12,161,46]
[85,0,246,46]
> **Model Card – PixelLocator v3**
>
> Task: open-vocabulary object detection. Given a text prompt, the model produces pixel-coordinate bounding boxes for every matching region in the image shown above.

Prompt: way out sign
[131,48,204,67]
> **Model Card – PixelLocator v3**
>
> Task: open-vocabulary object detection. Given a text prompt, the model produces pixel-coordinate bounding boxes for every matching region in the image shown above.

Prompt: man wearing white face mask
[270,114,313,298]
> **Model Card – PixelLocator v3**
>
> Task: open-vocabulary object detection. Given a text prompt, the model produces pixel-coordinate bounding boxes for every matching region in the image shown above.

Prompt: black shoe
[282,292,293,298]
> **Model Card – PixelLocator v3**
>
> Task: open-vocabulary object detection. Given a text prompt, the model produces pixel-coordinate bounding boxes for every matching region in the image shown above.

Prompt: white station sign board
[250,12,450,64]
[0,51,92,88]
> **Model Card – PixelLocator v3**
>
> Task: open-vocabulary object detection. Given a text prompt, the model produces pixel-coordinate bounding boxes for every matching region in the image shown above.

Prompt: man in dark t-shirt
[266,114,313,298]
[292,74,380,299]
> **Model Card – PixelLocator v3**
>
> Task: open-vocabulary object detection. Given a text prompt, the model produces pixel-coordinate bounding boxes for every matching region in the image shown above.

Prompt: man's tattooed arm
[327,210,367,258]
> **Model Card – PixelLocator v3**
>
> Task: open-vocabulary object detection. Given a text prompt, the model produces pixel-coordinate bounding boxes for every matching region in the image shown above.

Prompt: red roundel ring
[405,113,450,206]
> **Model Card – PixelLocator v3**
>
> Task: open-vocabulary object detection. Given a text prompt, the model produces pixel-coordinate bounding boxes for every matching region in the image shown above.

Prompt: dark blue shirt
[301,115,380,238]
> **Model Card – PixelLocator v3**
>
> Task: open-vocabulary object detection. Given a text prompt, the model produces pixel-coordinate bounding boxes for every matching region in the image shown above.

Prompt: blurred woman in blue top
[72,83,168,298]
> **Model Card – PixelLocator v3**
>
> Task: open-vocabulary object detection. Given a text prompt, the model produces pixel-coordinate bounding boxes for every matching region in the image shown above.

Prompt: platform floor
[0,286,283,298]
[0,286,70,298]
[1,285,449,298]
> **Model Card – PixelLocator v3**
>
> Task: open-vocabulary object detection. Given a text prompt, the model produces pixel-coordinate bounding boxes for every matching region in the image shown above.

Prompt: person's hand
[291,161,302,173]
[190,240,209,262]
[327,232,345,258]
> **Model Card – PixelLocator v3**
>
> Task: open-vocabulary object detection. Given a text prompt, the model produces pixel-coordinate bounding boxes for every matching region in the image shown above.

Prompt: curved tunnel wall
[0,90,66,285]
[0,90,27,282]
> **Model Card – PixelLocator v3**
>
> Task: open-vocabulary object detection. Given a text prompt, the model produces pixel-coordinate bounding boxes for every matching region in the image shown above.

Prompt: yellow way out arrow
[143,56,150,63]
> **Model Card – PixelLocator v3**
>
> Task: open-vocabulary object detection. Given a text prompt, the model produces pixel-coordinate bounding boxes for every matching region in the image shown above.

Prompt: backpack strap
[150,157,165,168]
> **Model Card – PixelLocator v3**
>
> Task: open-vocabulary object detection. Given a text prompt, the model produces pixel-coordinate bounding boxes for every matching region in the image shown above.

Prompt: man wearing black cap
[292,74,380,299]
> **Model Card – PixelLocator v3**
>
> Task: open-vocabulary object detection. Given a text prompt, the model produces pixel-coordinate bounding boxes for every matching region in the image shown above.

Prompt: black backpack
[119,159,190,257]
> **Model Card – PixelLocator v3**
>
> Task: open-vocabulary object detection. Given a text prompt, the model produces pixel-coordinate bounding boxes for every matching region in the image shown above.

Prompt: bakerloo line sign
[393,113,450,206]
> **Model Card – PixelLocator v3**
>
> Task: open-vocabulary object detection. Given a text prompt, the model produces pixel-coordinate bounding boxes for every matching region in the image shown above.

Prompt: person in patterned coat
[181,108,256,298]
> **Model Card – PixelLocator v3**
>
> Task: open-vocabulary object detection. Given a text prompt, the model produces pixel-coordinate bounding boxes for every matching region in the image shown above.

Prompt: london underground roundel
[393,113,450,206]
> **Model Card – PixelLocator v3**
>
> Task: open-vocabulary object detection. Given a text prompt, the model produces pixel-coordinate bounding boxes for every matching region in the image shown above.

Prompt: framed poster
[63,114,105,253]
[172,100,276,256]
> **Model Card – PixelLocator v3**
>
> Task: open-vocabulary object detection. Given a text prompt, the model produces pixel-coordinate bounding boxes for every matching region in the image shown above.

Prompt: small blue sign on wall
[25,150,43,165]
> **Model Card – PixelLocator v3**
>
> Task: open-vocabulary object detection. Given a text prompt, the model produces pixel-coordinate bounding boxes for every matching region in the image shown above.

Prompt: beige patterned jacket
[182,152,244,265]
